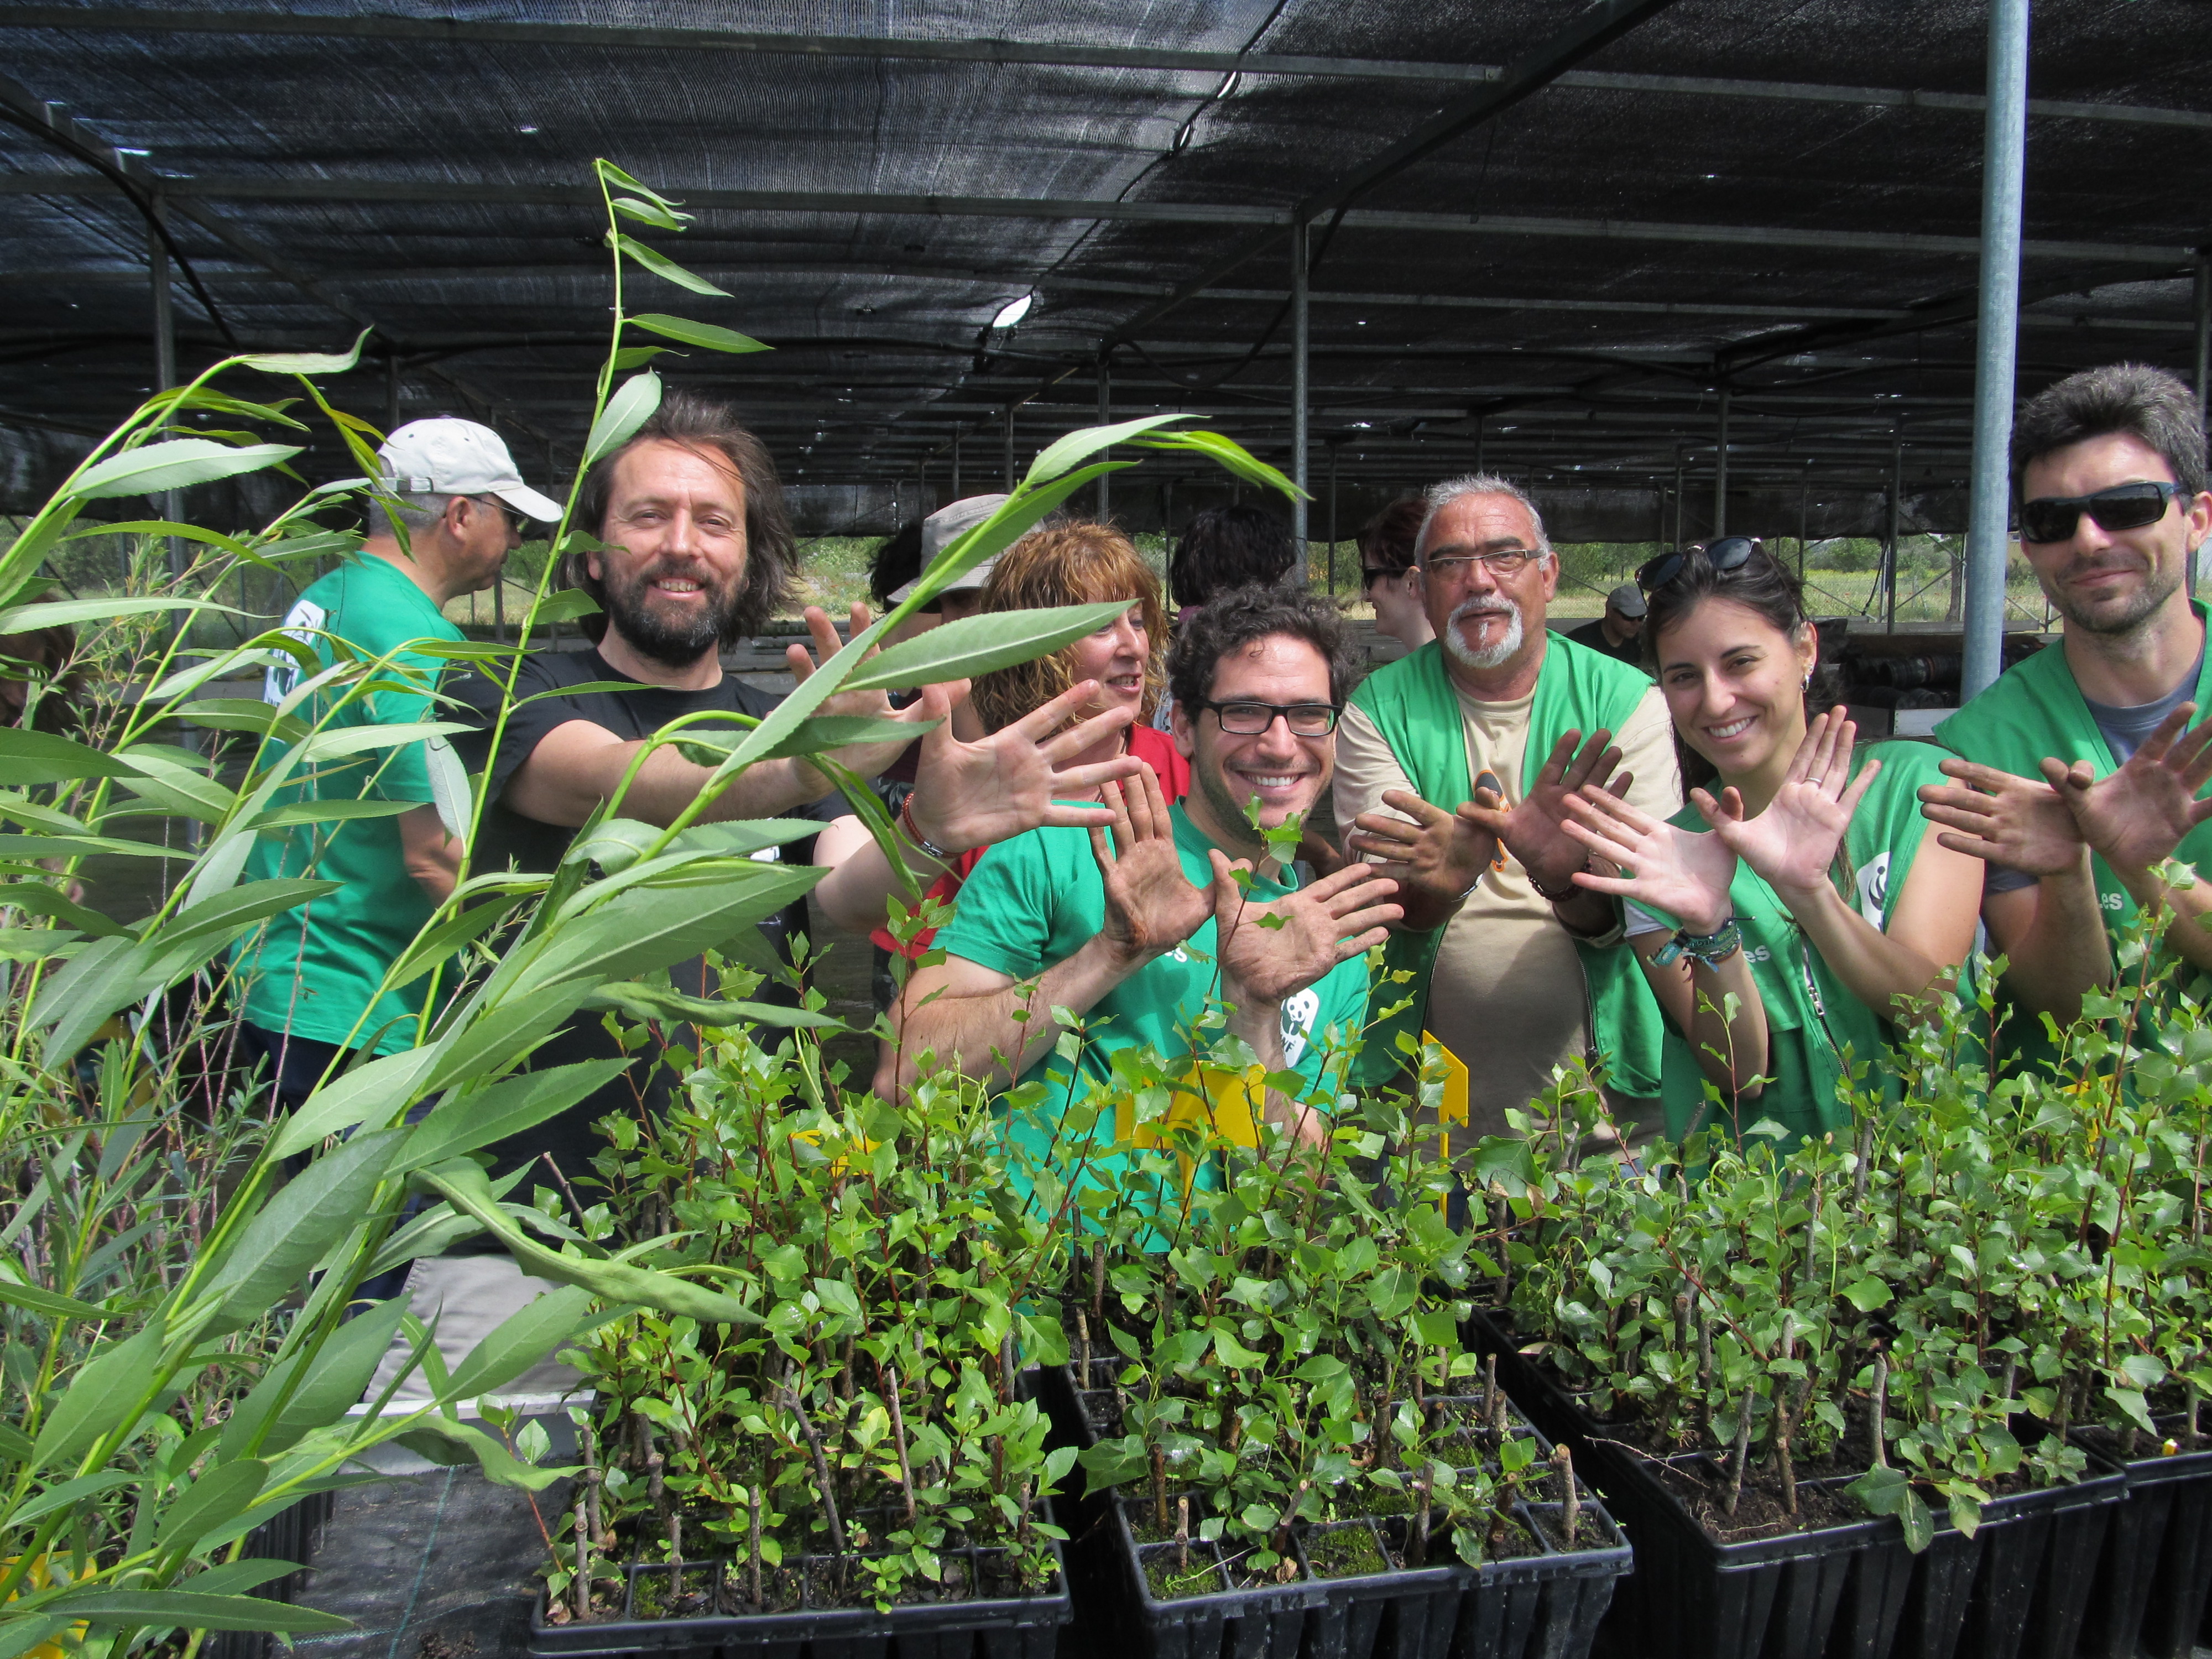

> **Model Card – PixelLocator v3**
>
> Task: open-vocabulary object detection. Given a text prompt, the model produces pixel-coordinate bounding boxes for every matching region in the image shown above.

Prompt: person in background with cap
[232,415,560,1112]
[1566,583,1649,668]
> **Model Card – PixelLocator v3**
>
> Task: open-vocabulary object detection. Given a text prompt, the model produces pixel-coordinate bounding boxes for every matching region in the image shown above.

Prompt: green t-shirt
[1648,742,1959,1147]
[936,804,1371,1207]
[233,555,461,1053]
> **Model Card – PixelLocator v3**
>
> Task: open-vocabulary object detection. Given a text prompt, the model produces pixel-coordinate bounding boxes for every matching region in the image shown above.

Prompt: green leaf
[519,865,821,992]
[30,1318,167,1470]
[396,1060,632,1173]
[611,234,730,296]
[754,714,931,760]
[2106,1386,2156,1433]
[897,465,1125,611]
[611,345,676,369]
[445,1284,598,1401]
[583,371,663,466]
[0,728,139,785]
[532,587,603,625]
[0,596,243,634]
[221,1295,413,1460]
[391,1415,572,1491]
[420,982,595,1095]
[1023,414,1188,493]
[841,601,1131,694]
[8,1470,136,1527]
[194,1130,406,1333]
[72,440,304,501]
[240,328,372,377]
[1132,429,1310,500]
[0,881,124,938]
[610,195,688,229]
[35,1587,350,1634]
[1843,1277,1893,1312]
[578,983,843,1029]
[627,313,769,354]
[0,1280,103,1321]
[269,1045,440,1159]
[387,896,519,990]
[155,1459,269,1557]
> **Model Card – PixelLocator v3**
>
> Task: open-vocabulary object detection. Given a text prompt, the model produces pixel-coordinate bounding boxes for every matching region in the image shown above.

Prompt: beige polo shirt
[1332,666,1679,1137]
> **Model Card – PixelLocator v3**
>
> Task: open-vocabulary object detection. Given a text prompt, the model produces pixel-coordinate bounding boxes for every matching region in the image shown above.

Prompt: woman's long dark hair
[1641,544,1845,791]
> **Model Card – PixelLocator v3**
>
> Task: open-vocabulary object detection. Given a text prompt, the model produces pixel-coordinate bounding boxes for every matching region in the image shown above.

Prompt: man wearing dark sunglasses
[1922,363,2212,1068]
[1333,473,1681,1140]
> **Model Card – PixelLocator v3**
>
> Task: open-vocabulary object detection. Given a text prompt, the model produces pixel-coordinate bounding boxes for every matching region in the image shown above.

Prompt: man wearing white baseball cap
[234,416,562,1113]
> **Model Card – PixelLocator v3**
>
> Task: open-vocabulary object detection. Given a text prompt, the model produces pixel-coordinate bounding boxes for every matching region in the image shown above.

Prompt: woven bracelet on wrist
[1527,858,1590,902]
[1652,919,1744,970]
[899,791,953,862]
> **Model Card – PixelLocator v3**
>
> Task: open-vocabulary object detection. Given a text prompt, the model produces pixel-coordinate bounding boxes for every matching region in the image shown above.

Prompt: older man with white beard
[1332,474,1681,1139]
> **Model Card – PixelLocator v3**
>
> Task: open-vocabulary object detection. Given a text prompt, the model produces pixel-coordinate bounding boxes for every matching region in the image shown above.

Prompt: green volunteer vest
[1655,742,1953,1147]
[1347,633,1667,1095]
[1934,602,2212,1074]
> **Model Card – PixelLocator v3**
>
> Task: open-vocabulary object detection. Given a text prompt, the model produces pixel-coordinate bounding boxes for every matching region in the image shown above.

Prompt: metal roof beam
[2,8,2204,130]
[3,173,2188,265]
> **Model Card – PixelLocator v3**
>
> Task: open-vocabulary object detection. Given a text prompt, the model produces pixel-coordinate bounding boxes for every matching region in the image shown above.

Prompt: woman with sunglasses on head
[1355,498,1435,650]
[1557,537,1985,1147]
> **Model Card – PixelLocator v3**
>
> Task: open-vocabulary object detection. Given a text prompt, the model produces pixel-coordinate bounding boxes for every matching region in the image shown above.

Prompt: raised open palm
[1457,728,1629,891]
[1208,853,1401,1005]
[1563,785,1737,936]
[1090,768,1209,965]
[1917,756,2085,875]
[1698,709,1877,900]
[911,678,1144,852]
[2047,702,2212,875]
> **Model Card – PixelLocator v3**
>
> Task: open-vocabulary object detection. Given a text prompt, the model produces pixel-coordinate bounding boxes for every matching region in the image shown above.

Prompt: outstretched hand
[1089,767,1210,969]
[1458,728,1630,895]
[1697,708,1877,901]
[2045,702,2212,877]
[1345,789,1496,920]
[1562,785,1736,937]
[1207,852,1401,1007]
[1917,756,2085,875]
[909,679,1144,855]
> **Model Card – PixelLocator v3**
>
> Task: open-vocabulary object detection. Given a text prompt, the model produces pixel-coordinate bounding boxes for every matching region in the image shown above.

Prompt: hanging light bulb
[990,294,1034,329]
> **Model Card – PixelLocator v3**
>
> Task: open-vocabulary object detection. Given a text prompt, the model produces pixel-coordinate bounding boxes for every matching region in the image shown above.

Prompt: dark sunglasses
[1360,565,1404,588]
[1636,535,1760,594]
[2017,481,2193,546]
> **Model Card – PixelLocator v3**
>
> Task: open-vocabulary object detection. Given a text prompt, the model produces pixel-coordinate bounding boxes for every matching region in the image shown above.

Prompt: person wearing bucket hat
[233,416,563,1119]
[884,493,1011,619]
[1566,583,1650,669]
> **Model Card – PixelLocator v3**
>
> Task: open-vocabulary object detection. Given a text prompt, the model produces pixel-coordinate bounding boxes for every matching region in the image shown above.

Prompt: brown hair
[968,522,1167,734]
[0,624,86,734]
[1357,497,1427,577]
[2011,362,2207,500]
[565,387,798,646]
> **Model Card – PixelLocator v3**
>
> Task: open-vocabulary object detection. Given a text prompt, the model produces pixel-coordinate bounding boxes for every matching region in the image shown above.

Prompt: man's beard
[1441,597,1525,670]
[2047,557,2180,638]
[603,563,740,666]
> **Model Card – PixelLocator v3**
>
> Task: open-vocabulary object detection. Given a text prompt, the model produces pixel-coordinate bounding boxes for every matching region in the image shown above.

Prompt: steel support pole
[1961,0,2030,701]
[1003,404,1015,489]
[1885,422,1903,632]
[1290,217,1311,588]
[1799,468,1811,578]
[148,190,184,586]
[1096,347,1112,520]
[1713,385,1730,538]
[1473,415,1484,478]
[951,426,962,497]
[385,351,400,433]
[1673,450,1685,546]
[2192,251,2208,594]
[1327,441,1340,596]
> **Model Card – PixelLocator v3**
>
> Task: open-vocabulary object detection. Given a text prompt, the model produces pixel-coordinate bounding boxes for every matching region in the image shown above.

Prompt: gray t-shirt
[1985,646,2204,894]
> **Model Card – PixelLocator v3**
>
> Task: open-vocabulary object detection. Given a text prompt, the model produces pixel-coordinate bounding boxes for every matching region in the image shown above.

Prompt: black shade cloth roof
[0,0,2204,536]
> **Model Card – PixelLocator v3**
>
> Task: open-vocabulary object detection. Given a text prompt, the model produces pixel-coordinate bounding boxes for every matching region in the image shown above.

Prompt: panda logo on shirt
[1855,852,1891,929]
[1279,987,1321,1067]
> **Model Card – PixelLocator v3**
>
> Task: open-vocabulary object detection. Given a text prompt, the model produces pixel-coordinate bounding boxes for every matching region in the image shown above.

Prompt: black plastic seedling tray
[1031,1362,1631,1659]
[1464,1311,2128,1659]
[2074,1434,2212,1659]
[526,1539,1071,1659]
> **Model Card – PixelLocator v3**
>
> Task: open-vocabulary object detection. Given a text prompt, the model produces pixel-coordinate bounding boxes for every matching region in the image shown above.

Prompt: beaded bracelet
[1652,919,1744,969]
[899,791,953,862]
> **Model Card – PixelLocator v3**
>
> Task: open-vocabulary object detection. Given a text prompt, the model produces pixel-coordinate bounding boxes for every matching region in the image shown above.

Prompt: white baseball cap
[377,417,563,523]
[886,493,1013,603]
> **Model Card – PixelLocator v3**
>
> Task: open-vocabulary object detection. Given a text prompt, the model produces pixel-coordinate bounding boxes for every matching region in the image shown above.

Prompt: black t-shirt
[1564,617,1646,667]
[447,648,844,1192]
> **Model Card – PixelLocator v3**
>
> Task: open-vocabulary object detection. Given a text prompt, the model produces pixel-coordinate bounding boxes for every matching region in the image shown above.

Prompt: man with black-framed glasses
[898,586,1400,1190]
[1332,473,1681,1141]
[1920,363,2212,1069]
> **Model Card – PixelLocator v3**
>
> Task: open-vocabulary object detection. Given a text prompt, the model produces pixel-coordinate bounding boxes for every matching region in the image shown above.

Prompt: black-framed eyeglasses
[1636,534,1760,593]
[1361,565,1404,588]
[1421,547,1541,581]
[2018,481,2193,545]
[473,494,526,535]
[1193,698,1342,737]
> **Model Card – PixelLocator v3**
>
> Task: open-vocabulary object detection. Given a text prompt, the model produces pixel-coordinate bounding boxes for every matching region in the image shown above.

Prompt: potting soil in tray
[2071,1415,2212,1659]
[1464,1308,2132,1659]
[526,1537,1071,1659]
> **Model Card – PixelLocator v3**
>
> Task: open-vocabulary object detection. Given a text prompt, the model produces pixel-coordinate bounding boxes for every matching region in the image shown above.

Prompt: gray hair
[1415,473,1554,565]
[365,490,462,539]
